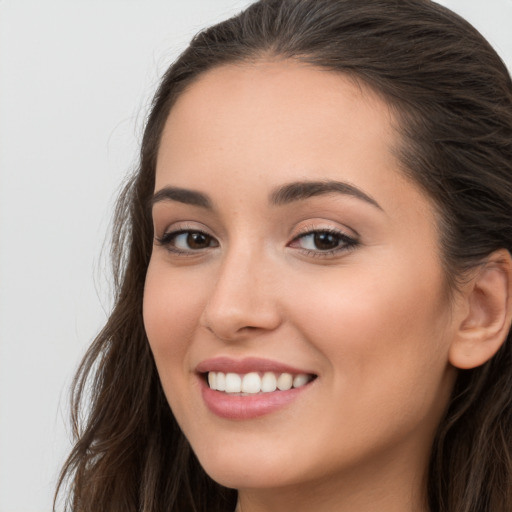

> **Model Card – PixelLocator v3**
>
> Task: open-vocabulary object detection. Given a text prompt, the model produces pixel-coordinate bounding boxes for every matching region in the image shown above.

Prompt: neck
[238,484,429,512]
[236,452,430,512]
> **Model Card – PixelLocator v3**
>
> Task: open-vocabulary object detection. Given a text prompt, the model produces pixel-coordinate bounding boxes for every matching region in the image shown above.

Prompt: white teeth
[241,372,261,393]
[261,372,277,392]
[225,373,242,393]
[207,371,312,394]
[208,372,216,389]
[216,372,226,391]
[276,372,293,391]
[293,374,309,388]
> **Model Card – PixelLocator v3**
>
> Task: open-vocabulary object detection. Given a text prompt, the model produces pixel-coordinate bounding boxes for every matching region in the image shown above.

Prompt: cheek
[287,260,452,402]
[142,261,213,432]
[288,268,454,456]
[143,262,203,375]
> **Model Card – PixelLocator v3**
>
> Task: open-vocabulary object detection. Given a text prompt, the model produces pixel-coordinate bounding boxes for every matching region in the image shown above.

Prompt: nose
[200,246,282,341]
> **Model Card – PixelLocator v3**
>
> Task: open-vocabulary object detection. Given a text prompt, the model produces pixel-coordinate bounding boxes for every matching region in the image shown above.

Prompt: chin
[202,463,290,490]
[193,443,301,490]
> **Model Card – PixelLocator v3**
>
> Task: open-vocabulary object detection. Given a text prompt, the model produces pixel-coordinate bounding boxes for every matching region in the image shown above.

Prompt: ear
[449,249,512,370]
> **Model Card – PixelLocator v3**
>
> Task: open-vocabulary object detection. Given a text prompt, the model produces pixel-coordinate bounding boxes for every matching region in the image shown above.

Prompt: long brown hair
[56,1,512,510]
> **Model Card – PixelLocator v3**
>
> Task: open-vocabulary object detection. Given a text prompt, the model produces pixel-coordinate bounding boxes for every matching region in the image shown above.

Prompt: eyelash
[155,227,359,258]
[289,227,359,257]
[155,228,217,256]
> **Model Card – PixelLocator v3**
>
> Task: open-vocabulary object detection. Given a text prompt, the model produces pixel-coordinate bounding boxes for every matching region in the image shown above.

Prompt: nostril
[199,278,282,341]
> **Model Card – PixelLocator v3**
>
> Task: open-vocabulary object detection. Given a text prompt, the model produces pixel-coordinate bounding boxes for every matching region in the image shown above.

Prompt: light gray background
[0,1,511,511]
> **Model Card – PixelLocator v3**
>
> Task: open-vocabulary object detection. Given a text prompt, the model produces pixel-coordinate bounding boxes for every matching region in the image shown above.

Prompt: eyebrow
[149,180,382,211]
[269,180,383,210]
[150,186,212,209]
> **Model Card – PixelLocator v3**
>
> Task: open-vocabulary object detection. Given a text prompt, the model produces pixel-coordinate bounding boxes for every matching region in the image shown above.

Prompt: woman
[56,1,512,511]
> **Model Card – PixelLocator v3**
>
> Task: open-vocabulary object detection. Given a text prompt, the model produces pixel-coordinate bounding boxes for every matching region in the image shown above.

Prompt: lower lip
[200,378,311,420]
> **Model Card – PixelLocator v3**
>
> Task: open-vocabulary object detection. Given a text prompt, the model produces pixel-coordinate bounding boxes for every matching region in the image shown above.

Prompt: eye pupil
[314,232,339,250]
[187,232,210,249]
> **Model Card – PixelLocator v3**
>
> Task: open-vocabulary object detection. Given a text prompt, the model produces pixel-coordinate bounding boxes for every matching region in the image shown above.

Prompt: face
[143,61,458,503]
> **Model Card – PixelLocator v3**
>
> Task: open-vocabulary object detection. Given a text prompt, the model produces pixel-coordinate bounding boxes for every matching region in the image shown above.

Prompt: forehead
[156,60,400,185]
[160,60,396,141]
[153,60,434,231]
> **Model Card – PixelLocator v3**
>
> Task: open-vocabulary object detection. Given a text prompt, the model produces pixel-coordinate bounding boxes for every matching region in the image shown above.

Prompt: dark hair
[55,1,512,510]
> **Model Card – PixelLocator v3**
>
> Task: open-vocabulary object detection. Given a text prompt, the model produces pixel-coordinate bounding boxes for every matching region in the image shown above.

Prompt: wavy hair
[56,1,512,510]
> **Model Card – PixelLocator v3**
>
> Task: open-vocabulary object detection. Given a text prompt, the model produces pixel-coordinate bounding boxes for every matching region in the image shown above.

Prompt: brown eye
[157,230,219,253]
[186,232,212,249]
[289,229,358,256]
[313,232,340,250]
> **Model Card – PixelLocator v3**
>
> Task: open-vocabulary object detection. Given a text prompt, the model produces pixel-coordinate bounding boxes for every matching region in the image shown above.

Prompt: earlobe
[449,249,512,370]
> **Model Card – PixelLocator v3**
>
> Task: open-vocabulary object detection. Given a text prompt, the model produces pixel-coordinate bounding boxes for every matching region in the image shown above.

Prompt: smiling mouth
[205,371,316,395]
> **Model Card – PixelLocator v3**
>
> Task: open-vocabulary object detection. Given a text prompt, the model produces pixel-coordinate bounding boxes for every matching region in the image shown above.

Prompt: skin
[143,61,463,512]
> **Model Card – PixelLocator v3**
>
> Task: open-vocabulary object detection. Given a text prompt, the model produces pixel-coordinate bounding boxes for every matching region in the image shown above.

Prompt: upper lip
[196,356,315,375]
